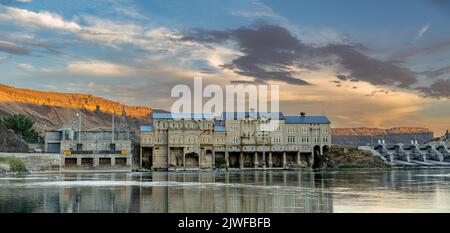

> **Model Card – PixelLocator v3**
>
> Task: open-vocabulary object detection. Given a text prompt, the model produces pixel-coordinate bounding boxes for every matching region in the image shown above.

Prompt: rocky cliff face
[0,84,151,117]
[331,127,434,146]
[0,84,155,139]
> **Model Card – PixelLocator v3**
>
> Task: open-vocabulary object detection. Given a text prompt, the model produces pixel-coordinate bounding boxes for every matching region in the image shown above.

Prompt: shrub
[1,114,43,143]
[0,157,27,172]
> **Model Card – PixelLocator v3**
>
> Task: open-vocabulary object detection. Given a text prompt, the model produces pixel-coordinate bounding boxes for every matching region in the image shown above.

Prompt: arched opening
[313,145,321,169]
[204,149,213,167]
[228,152,240,168]
[185,152,199,168]
[142,147,153,169]
[214,152,226,168]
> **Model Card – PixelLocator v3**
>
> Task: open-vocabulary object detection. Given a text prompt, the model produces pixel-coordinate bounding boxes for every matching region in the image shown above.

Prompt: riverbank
[324,147,391,169]
[0,153,61,173]
[3,147,448,175]
[0,156,27,173]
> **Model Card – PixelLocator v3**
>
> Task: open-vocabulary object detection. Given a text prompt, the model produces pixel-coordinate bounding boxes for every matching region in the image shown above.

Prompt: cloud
[232,0,348,46]
[417,65,450,79]
[0,6,181,52]
[0,40,29,55]
[415,23,430,40]
[388,38,450,62]
[66,58,204,79]
[183,23,418,88]
[17,62,34,71]
[320,44,417,88]
[417,79,450,98]
[0,6,81,31]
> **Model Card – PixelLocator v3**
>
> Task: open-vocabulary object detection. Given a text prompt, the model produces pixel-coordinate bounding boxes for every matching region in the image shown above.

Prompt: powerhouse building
[140,112,331,170]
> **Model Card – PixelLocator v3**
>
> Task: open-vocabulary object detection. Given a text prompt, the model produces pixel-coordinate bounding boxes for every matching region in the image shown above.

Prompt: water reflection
[0,169,449,213]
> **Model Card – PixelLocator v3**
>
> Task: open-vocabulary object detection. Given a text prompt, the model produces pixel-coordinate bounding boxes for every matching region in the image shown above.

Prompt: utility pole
[77,112,81,144]
[112,111,115,144]
[262,130,267,169]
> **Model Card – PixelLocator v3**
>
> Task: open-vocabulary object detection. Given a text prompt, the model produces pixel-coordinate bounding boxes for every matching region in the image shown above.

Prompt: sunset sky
[0,0,449,135]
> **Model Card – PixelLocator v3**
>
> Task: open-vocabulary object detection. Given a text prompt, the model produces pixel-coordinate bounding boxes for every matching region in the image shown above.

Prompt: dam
[360,141,450,167]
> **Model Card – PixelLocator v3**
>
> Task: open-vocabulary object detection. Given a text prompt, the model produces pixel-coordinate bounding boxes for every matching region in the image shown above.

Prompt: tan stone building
[140,112,331,170]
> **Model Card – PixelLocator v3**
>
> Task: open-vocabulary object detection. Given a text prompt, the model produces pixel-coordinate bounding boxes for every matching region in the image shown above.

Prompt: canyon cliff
[0,84,155,139]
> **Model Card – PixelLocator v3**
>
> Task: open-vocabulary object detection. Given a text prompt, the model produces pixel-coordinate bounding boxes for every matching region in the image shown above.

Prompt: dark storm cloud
[417,79,450,98]
[321,44,416,88]
[0,40,29,55]
[185,23,311,85]
[336,74,349,81]
[230,79,266,85]
[388,39,450,62]
[417,65,450,79]
[183,23,418,88]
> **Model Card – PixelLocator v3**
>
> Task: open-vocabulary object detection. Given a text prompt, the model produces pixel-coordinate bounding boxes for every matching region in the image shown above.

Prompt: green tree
[1,114,43,143]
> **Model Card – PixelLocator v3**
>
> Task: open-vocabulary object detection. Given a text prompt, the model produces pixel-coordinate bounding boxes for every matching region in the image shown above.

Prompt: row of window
[144,137,226,144]
[228,125,329,135]
[154,121,214,130]
[229,136,329,144]
[144,136,329,144]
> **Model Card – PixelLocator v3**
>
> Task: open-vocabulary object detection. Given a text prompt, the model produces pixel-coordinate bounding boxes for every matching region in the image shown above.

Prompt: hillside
[331,127,434,146]
[0,84,155,138]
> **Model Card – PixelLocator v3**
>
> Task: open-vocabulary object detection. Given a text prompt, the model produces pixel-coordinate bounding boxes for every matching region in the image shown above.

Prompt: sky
[0,0,449,135]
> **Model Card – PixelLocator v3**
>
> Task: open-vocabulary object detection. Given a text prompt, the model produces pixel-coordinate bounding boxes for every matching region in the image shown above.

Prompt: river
[0,169,449,213]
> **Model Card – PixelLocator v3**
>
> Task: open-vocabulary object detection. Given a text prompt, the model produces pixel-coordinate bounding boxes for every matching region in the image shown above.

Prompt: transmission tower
[117,106,130,140]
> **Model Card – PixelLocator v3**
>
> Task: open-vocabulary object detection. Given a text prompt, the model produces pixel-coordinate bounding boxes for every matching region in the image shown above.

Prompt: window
[230,125,239,131]
[287,136,296,144]
[314,136,319,143]
[231,136,239,144]
[323,136,328,143]
[313,127,319,135]
[323,128,328,135]
[234,125,239,131]
[302,136,309,144]
[301,127,308,134]
[288,127,296,134]
[273,136,281,144]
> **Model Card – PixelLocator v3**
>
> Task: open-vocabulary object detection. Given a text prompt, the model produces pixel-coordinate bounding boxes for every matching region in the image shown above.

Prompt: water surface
[0,169,449,213]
